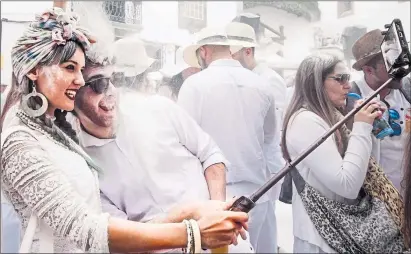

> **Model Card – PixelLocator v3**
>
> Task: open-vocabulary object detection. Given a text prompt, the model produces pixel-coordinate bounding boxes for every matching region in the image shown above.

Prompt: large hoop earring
[21,82,48,117]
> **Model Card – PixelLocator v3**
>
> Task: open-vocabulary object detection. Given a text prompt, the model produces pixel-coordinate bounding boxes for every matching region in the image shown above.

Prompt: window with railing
[102,0,142,25]
[337,1,353,18]
[181,1,205,20]
[178,1,207,33]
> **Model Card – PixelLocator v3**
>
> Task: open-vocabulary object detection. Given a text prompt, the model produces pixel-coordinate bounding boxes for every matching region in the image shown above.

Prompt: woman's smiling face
[28,45,86,114]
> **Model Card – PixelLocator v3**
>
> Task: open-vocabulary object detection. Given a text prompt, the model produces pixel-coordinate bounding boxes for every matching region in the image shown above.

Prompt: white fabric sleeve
[286,111,373,199]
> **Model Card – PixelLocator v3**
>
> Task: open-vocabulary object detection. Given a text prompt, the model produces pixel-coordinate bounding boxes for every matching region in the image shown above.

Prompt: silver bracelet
[182,220,194,254]
[189,219,202,253]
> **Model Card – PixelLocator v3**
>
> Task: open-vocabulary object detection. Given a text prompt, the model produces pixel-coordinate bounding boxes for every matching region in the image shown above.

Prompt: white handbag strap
[1,126,54,253]
[19,214,37,253]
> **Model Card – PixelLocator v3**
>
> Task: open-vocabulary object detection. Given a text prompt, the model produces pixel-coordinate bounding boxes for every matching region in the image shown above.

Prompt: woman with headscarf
[0,8,248,253]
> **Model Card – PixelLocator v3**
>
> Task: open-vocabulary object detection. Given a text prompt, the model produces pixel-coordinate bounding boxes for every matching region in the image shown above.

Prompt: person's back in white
[226,21,285,253]
[177,26,278,253]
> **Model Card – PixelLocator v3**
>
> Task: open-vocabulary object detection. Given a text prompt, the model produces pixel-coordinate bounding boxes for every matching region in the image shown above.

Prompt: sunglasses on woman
[327,73,351,83]
[84,77,110,94]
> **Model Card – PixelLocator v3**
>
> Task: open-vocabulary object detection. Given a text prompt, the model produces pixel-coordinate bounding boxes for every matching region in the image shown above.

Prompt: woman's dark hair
[1,40,84,143]
[404,133,411,247]
[168,72,184,98]
[281,53,344,161]
[111,71,146,91]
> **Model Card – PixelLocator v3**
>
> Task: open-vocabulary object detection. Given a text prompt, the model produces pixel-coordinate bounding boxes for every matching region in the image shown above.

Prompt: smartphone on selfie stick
[226,19,411,215]
[381,19,411,79]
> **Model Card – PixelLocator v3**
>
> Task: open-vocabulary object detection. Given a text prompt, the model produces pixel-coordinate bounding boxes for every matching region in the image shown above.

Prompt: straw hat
[352,29,384,71]
[183,26,243,68]
[226,22,259,54]
[113,36,156,77]
[159,46,192,78]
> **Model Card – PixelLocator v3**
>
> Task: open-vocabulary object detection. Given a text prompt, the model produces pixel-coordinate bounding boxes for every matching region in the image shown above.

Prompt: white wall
[1,1,52,21]
[1,1,53,85]
[316,1,410,40]
[245,5,315,64]
[142,1,179,29]
[1,22,30,85]
[207,1,240,27]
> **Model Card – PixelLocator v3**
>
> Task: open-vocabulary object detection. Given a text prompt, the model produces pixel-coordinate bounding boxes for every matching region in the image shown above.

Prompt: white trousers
[248,200,278,253]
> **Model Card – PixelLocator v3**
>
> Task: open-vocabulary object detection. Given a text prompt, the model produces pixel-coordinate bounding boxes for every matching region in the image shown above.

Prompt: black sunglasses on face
[84,77,110,94]
[327,73,351,83]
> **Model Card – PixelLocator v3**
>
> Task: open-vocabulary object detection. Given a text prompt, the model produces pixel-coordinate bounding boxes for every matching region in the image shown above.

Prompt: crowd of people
[1,7,411,253]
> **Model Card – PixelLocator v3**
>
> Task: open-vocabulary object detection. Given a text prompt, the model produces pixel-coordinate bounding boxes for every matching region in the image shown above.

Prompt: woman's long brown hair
[404,133,411,247]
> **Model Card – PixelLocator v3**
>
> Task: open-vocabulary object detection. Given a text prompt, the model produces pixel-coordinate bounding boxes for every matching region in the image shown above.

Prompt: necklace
[16,109,102,172]
[16,109,103,210]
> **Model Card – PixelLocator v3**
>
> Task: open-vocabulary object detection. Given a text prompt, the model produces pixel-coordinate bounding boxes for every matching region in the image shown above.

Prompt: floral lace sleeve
[1,131,110,253]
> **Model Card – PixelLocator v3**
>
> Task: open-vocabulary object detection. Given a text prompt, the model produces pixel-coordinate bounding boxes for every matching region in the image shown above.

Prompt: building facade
[1,1,54,85]
[312,1,411,70]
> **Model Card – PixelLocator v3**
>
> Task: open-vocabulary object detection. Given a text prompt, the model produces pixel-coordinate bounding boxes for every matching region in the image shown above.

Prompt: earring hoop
[21,82,48,117]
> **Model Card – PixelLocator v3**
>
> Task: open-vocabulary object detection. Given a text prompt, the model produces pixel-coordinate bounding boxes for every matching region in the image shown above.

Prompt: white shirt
[252,63,287,199]
[72,93,227,222]
[253,63,287,122]
[286,109,373,252]
[285,86,295,112]
[178,59,277,203]
[354,75,411,192]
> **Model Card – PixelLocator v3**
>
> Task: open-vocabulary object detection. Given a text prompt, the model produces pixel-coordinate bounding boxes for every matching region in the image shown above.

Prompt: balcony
[71,1,143,39]
[102,1,142,25]
[103,1,142,39]
[243,1,321,22]
[178,1,207,33]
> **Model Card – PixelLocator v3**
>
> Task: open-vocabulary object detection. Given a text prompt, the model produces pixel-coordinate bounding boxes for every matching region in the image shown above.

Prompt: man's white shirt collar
[69,114,115,148]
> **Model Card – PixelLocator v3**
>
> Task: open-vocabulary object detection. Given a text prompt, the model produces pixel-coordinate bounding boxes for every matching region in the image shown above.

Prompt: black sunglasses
[327,73,351,83]
[84,77,110,94]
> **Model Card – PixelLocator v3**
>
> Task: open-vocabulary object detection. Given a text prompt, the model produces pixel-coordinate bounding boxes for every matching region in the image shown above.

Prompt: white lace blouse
[1,111,110,253]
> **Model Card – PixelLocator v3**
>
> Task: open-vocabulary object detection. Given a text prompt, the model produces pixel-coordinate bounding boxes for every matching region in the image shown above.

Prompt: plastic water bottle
[347,93,394,139]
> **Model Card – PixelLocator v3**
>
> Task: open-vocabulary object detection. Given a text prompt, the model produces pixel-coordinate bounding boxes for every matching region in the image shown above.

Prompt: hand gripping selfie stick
[211,19,411,254]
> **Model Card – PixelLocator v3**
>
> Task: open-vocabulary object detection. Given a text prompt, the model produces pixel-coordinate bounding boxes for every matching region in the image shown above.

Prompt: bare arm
[108,218,187,252]
[204,163,226,201]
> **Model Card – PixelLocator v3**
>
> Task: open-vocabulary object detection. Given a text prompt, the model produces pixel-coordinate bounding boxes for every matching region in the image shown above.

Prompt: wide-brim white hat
[183,27,244,68]
[113,36,156,77]
[160,46,192,78]
[160,62,190,78]
[226,22,259,54]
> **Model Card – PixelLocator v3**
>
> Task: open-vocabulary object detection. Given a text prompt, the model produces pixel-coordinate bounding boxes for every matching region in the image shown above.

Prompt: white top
[253,63,287,122]
[354,75,411,192]
[252,63,287,199]
[286,109,373,252]
[285,86,295,113]
[72,93,227,222]
[177,59,277,202]
[1,107,109,253]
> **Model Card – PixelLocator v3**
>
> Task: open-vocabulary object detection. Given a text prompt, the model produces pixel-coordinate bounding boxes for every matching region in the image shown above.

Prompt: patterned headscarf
[11,7,96,85]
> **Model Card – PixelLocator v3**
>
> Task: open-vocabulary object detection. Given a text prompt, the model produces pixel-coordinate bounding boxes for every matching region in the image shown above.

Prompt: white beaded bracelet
[189,219,202,253]
[182,220,194,254]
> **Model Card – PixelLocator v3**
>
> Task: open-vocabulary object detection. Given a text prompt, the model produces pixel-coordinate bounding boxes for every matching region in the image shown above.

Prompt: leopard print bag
[290,115,407,253]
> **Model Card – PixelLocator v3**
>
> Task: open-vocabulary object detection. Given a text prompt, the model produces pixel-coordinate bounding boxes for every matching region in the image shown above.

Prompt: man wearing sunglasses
[346,29,411,194]
[71,45,254,253]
